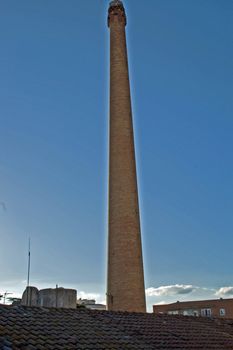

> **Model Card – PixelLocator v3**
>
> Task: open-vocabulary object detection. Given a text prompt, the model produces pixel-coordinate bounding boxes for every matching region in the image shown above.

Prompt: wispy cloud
[146,284,233,312]
[216,287,233,297]
[146,284,197,297]
[155,300,167,305]
[0,202,7,211]
[76,290,101,301]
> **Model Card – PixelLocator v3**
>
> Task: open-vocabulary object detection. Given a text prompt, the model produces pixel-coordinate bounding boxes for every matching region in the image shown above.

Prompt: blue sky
[0,0,232,311]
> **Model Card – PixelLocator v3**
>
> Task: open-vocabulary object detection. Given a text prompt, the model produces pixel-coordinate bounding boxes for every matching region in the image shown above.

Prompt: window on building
[220,308,226,316]
[201,308,212,317]
[168,310,179,315]
[183,309,199,316]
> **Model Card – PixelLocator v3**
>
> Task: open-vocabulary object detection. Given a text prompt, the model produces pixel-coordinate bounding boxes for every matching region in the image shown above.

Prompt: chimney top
[109,0,123,6]
[108,0,126,27]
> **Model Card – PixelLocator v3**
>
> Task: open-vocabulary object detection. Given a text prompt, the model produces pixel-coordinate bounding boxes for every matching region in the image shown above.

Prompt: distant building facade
[154,298,233,318]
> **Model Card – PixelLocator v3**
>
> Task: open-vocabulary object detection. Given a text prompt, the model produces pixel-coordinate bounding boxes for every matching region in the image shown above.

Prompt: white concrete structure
[21,286,77,309]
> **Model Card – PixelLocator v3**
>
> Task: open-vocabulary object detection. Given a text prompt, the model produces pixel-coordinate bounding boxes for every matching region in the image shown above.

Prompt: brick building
[153,298,233,318]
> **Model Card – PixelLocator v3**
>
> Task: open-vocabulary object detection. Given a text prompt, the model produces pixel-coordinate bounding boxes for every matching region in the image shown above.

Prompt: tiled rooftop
[1,305,233,349]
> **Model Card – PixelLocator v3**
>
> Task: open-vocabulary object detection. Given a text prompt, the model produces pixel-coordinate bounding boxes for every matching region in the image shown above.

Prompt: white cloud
[76,291,106,305]
[146,284,197,297]
[77,290,101,301]
[146,284,233,312]
[215,287,233,297]
[154,300,167,305]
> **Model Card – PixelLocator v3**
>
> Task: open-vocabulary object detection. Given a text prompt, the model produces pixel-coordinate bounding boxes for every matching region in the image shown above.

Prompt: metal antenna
[27,237,31,288]
[3,291,12,304]
[26,237,31,306]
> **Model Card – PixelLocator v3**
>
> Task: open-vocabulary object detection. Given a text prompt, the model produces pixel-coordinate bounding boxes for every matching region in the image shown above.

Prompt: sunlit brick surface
[107,2,146,312]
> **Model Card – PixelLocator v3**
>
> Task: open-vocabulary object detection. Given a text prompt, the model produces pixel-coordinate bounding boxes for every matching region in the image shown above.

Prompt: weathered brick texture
[107,1,146,313]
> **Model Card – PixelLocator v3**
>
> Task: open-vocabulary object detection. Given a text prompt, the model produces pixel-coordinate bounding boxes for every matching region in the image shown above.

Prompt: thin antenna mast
[27,237,31,287]
[26,237,31,306]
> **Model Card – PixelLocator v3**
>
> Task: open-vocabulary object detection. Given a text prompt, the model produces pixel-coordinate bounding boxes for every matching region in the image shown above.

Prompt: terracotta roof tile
[0,305,233,349]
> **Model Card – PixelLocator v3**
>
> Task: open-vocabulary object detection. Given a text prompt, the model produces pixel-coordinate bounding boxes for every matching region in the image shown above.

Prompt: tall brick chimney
[107,0,146,313]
